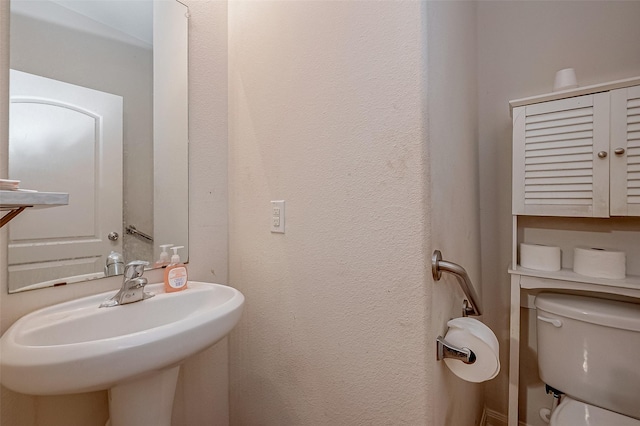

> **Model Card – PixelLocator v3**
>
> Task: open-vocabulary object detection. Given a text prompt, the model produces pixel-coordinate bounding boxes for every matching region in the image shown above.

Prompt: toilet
[535,293,640,426]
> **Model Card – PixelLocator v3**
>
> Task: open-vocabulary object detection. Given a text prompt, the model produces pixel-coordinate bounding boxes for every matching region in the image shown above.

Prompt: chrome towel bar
[125,225,154,242]
[432,250,482,317]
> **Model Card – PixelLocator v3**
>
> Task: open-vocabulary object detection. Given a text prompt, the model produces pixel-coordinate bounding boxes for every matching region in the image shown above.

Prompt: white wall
[0,1,230,425]
[170,1,229,424]
[427,2,484,425]
[477,1,640,424]
[227,1,430,424]
[228,1,483,425]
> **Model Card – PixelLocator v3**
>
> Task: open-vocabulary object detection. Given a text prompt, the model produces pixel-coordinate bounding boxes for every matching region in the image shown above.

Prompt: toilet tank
[535,293,640,420]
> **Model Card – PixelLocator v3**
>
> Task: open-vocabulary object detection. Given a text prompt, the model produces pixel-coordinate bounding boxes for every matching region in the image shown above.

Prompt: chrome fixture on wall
[432,250,488,368]
[126,225,154,242]
[436,336,476,364]
[432,249,482,317]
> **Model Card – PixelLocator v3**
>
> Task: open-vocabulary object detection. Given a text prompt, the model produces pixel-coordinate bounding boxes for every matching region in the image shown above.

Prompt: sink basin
[0,281,244,396]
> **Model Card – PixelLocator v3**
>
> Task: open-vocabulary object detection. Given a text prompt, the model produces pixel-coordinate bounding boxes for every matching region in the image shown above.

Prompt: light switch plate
[271,200,285,233]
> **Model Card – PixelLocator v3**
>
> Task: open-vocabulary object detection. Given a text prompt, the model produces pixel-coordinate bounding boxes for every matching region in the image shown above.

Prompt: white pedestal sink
[0,282,244,426]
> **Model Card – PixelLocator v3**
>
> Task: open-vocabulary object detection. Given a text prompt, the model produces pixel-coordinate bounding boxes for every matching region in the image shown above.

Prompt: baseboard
[481,407,531,426]
[482,408,506,426]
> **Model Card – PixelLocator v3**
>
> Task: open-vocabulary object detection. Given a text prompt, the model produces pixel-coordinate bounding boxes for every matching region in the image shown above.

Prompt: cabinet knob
[614,147,626,155]
[597,151,608,159]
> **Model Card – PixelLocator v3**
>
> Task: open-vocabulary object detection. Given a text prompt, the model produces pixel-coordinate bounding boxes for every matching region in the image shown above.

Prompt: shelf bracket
[1,206,29,228]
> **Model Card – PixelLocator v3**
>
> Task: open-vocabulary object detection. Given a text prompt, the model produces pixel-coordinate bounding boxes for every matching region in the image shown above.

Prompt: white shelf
[509,265,640,299]
[0,190,69,210]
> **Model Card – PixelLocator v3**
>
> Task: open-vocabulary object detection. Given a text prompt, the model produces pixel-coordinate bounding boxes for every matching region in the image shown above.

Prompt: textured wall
[228,2,482,425]
[0,1,229,425]
[477,2,640,424]
[170,1,230,424]
[426,2,484,425]
[227,1,430,424]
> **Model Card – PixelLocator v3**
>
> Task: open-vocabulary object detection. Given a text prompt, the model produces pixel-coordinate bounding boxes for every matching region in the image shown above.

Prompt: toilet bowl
[535,293,640,425]
[550,397,640,426]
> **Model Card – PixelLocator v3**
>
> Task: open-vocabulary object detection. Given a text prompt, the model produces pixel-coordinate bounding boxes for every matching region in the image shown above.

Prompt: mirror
[7,0,189,293]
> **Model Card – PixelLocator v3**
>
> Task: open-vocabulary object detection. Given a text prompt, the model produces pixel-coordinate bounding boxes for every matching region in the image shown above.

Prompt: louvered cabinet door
[610,85,640,216]
[512,93,610,217]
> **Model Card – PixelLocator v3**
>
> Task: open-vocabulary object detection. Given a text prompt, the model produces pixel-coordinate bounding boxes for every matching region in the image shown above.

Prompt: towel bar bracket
[432,250,482,317]
[125,225,154,242]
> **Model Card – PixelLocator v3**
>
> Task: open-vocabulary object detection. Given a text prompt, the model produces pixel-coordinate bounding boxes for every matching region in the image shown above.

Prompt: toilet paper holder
[432,250,482,317]
[436,336,476,364]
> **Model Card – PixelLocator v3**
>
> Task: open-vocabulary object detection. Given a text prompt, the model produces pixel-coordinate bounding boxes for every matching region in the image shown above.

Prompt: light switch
[271,200,285,233]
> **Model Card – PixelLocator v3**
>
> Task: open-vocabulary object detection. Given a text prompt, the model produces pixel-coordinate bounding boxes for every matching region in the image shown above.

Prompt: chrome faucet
[104,251,125,277]
[100,261,154,308]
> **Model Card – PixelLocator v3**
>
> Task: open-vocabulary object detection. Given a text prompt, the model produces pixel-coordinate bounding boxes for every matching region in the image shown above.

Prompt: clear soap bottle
[164,246,188,293]
[154,244,173,268]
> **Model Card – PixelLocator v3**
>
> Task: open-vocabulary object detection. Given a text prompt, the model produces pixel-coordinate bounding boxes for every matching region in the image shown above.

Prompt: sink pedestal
[108,366,180,426]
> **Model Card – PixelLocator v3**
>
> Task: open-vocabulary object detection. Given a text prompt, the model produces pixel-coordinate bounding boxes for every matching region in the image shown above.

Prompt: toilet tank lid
[535,293,640,331]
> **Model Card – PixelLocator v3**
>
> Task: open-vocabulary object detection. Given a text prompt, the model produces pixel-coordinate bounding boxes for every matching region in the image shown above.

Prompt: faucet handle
[124,261,149,279]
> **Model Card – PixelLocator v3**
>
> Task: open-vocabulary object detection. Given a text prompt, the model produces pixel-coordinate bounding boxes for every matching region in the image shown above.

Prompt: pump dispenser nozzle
[154,244,173,268]
[170,246,184,264]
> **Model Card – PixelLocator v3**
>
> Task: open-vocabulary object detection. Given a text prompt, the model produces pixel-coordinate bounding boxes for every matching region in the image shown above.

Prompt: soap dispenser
[154,244,173,268]
[164,246,187,292]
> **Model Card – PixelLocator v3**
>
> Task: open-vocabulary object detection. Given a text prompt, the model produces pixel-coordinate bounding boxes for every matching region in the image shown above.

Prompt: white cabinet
[507,76,640,426]
[512,84,640,217]
[611,85,640,215]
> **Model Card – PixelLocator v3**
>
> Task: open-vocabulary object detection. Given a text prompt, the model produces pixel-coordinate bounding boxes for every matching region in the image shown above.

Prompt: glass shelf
[0,190,69,228]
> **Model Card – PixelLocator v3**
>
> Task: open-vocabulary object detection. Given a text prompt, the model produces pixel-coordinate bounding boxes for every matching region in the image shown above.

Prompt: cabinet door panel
[611,85,640,216]
[513,93,609,217]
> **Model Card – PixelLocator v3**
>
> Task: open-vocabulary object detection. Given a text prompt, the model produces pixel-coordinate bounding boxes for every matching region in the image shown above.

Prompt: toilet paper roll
[553,68,578,91]
[520,243,561,272]
[443,317,500,383]
[573,247,626,279]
